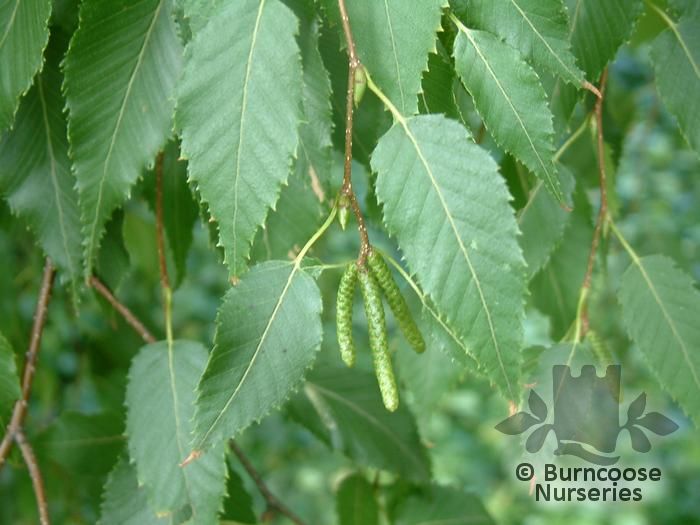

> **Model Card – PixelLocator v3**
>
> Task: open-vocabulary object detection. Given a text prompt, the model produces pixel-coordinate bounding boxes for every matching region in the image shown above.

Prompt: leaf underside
[372,114,526,400]
[126,340,226,524]
[64,0,183,275]
[453,27,564,204]
[651,11,700,157]
[518,166,576,278]
[618,254,700,424]
[177,0,303,277]
[193,261,323,450]
[465,0,584,85]
[567,0,643,80]
[99,458,170,525]
[0,34,81,290]
[303,366,431,481]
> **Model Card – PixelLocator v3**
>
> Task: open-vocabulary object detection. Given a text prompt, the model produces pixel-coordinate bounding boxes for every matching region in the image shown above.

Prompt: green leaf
[64,0,183,275]
[220,464,256,524]
[294,0,334,194]
[0,332,20,425]
[518,166,575,278]
[530,194,593,339]
[393,485,494,525]
[126,340,227,523]
[336,472,379,525]
[397,334,462,417]
[122,207,161,282]
[286,388,332,446]
[566,0,643,80]
[99,458,171,525]
[178,0,225,33]
[322,0,445,115]
[452,23,564,203]
[0,32,81,290]
[250,159,324,263]
[418,48,461,119]
[194,260,323,450]
[96,210,131,291]
[618,254,700,424]
[650,10,700,156]
[42,411,124,477]
[302,366,430,481]
[0,0,51,131]
[177,0,303,277]
[372,114,526,400]
[463,0,585,85]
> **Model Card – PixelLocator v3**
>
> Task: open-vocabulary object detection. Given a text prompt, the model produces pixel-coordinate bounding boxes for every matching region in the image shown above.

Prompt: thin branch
[337,0,371,265]
[578,68,609,337]
[0,259,56,467]
[230,441,307,525]
[16,431,50,525]
[154,151,173,344]
[89,276,157,344]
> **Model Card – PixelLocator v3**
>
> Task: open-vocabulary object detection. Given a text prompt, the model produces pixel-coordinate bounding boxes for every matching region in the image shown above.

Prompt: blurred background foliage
[1,0,699,523]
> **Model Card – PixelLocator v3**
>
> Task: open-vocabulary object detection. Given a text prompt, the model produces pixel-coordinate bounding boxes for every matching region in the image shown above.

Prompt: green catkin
[367,250,426,354]
[336,263,358,367]
[358,268,399,411]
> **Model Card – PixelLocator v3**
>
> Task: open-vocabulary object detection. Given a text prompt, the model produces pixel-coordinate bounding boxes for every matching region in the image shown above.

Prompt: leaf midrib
[397,118,515,399]
[38,77,77,285]
[382,0,406,111]
[655,7,700,79]
[507,0,581,83]
[166,342,196,517]
[196,263,299,448]
[85,0,164,265]
[231,0,266,270]
[458,25,558,197]
[631,257,700,389]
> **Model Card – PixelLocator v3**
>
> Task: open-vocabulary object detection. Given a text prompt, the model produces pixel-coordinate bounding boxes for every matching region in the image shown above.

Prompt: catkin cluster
[335,249,425,411]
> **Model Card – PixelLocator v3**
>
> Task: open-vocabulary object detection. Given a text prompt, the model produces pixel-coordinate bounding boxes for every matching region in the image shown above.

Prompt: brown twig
[0,259,56,467]
[337,0,371,266]
[580,69,609,335]
[230,441,307,525]
[16,431,50,525]
[88,276,157,344]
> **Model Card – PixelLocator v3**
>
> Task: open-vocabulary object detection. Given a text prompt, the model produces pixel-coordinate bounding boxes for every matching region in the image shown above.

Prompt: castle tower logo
[496,365,678,465]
